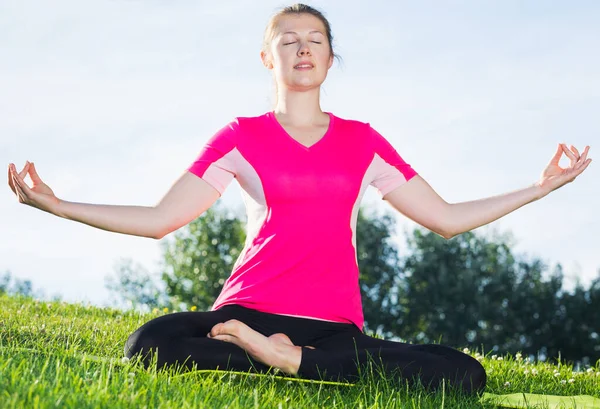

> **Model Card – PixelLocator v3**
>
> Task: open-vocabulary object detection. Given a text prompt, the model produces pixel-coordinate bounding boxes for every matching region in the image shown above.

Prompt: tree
[355,206,404,336]
[386,227,600,366]
[158,201,246,311]
[0,270,49,299]
[390,228,521,347]
[104,258,169,311]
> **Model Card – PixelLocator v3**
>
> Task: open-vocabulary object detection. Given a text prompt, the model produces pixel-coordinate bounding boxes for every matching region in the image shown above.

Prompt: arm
[384,176,544,239]
[9,162,220,239]
[383,143,592,239]
[57,172,220,239]
[56,201,162,239]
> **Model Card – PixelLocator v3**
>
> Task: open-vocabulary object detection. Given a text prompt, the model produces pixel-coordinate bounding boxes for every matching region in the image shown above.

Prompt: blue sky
[2,0,599,307]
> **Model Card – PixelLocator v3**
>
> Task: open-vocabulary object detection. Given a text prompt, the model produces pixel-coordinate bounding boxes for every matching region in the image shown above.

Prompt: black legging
[124,304,486,395]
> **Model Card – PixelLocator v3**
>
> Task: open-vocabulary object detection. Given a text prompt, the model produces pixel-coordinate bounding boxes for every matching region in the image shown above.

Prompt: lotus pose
[8,3,591,396]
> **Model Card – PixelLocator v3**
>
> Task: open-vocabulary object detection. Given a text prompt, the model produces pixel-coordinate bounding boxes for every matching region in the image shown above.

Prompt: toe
[269,333,294,346]
[223,319,245,335]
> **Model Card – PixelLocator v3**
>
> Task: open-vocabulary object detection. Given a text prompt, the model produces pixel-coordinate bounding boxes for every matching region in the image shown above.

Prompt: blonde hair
[261,3,341,109]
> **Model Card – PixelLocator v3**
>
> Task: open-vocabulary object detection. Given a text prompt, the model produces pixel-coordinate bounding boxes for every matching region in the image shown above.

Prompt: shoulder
[330,113,379,148]
[330,113,374,145]
[212,112,270,143]
[330,112,371,131]
[232,112,272,129]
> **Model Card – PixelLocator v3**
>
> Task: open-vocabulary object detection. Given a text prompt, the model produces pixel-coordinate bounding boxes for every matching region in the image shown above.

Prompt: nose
[297,41,312,56]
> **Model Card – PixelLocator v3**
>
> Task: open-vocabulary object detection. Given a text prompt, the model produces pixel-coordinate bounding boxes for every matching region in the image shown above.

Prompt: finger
[12,174,27,202]
[28,162,42,183]
[549,143,563,164]
[570,145,581,160]
[12,167,25,187]
[570,158,592,177]
[12,169,32,196]
[561,144,576,159]
[574,147,590,170]
[561,144,577,165]
[19,161,31,179]
[8,164,16,194]
[579,158,592,173]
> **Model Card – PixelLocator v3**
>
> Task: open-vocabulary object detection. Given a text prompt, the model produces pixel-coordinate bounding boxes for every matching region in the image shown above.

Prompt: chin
[286,77,325,89]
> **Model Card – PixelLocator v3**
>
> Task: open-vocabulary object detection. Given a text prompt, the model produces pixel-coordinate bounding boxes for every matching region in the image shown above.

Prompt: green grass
[1,293,599,408]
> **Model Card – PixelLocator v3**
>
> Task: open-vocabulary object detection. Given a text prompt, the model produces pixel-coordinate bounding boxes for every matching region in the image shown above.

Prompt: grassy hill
[1,293,598,408]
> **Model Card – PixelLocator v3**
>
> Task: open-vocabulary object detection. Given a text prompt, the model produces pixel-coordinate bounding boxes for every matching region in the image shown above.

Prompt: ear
[328,53,334,69]
[260,50,274,69]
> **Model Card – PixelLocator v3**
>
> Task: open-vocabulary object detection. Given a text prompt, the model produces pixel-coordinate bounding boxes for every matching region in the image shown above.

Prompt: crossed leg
[296,330,487,395]
[124,310,315,375]
[125,310,485,395]
[206,319,314,375]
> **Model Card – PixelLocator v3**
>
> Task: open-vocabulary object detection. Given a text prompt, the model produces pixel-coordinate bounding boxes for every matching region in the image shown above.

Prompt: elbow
[441,221,461,240]
[152,207,170,240]
[436,225,454,240]
[439,207,457,240]
[441,230,456,240]
[152,226,167,240]
[153,227,169,240]
[421,214,456,239]
[429,223,454,240]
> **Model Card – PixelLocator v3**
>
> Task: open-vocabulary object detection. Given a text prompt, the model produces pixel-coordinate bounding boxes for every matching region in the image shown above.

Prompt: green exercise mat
[481,392,600,409]
[179,371,600,408]
[178,370,600,409]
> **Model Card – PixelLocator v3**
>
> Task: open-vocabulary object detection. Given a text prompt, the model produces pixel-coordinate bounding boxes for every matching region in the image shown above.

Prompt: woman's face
[262,13,334,92]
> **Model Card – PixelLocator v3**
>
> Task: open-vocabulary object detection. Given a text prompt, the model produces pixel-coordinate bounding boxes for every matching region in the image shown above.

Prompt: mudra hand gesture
[537,143,592,194]
[8,161,60,214]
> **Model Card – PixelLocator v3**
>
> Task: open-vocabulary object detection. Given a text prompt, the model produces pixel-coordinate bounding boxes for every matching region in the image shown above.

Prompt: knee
[459,358,487,395]
[123,327,162,367]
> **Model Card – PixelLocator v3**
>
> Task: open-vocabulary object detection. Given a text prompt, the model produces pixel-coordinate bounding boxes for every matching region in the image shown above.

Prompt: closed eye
[283,41,322,45]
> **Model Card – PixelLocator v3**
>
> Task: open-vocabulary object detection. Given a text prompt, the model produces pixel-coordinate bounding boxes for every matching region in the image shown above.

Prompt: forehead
[274,13,326,36]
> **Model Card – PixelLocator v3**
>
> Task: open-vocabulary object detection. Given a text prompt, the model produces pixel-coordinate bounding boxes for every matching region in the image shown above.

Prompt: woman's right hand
[8,161,61,214]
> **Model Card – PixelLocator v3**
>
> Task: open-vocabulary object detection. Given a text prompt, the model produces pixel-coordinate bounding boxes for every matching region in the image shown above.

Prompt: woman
[8,3,592,396]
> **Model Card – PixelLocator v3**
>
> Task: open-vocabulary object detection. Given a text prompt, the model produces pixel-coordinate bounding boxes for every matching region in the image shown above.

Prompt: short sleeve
[368,124,418,198]
[187,120,239,196]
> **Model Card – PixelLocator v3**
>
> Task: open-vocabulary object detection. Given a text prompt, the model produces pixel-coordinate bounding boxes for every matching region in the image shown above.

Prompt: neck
[273,87,326,126]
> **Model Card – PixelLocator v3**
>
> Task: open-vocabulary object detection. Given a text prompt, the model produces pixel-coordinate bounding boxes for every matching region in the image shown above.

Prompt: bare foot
[207,320,314,374]
[269,333,294,346]
[270,333,315,349]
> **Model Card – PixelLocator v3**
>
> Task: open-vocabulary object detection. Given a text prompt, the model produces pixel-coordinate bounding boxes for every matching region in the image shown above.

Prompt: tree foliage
[105,258,168,311]
[0,270,51,299]
[159,201,245,311]
[355,206,403,336]
[391,228,600,366]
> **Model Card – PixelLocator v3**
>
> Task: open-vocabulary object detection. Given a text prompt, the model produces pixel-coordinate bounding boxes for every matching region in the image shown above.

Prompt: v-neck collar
[268,111,334,151]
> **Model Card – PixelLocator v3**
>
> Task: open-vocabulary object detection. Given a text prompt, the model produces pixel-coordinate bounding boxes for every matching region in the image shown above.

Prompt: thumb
[28,162,43,183]
[549,143,563,165]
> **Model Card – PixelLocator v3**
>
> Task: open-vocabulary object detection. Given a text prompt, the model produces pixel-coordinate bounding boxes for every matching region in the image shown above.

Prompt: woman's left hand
[537,143,592,195]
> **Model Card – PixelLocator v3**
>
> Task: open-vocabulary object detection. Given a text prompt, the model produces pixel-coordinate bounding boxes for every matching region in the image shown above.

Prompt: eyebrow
[282,30,324,35]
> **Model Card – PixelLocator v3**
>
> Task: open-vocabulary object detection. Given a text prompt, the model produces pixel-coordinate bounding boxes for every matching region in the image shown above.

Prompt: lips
[294,61,314,69]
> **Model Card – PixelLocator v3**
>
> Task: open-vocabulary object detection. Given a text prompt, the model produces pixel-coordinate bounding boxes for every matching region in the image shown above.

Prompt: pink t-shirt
[187,111,417,331]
